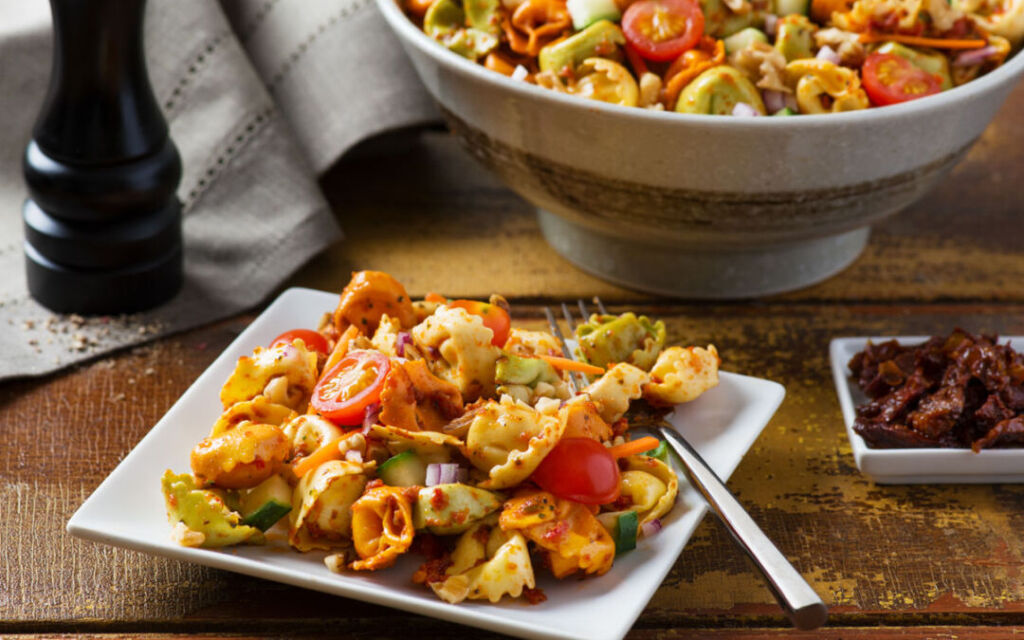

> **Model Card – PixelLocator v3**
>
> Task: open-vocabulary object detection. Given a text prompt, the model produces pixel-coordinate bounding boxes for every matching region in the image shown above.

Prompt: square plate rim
[68,286,785,640]
[829,335,1024,484]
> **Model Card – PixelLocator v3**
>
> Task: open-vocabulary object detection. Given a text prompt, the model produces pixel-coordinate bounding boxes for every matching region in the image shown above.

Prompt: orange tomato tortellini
[190,423,290,489]
[334,270,416,335]
[349,484,418,571]
[500,490,616,578]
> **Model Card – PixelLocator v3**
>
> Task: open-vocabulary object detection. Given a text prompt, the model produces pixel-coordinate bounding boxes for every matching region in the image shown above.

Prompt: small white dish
[830,336,1024,484]
[68,287,785,640]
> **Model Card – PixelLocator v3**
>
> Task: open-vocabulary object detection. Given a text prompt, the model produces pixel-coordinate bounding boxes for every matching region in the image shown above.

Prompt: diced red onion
[396,331,412,357]
[345,449,363,463]
[954,45,998,67]
[438,463,460,484]
[816,45,841,65]
[763,89,787,114]
[362,402,380,430]
[732,102,761,117]
[425,463,441,487]
[764,13,778,36]
[640,518,663,538]
[512,65,529,81]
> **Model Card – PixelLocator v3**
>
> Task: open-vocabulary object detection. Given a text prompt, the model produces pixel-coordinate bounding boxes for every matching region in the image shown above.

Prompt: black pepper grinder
[23,0,183,315]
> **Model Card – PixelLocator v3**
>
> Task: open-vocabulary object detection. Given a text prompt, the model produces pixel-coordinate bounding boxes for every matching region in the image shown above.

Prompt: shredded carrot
[292,435,346,477]
[858,32,988,49]
[425,292,448,304]
[606,436,661,459]
[538,354,606,375]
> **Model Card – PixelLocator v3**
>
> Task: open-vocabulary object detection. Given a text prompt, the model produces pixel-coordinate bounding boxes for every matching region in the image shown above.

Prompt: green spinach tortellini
[575,312,666,371]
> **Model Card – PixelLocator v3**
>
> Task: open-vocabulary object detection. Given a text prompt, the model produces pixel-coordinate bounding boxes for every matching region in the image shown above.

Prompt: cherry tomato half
[861,53,942,106]
[448,299,511,347]
[622,0,704,62]
[530,438,621,504]
[271,328,329,355]
[311,350,390,425]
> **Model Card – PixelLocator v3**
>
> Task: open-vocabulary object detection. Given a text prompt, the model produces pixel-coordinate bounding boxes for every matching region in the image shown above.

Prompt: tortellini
[785,59,869,114]
[349,485,417,571]
[620,456,679,527]
[560,397,614,441]
[210,396,296,437]
[503,327,563,358]
[334,270,416,335]
[282,413,345,458]
[289,460,369,552]
[584,363,650,423]
[412,306,501,401]
[220,342,319,411]
[161,470,263,548]
[959,0,1024,45]
[500,491,615,578]
[370,424,464,464]
[643,345,721,405]
[370,313,403,356]
[575,313,667,371]
[429,517,535,604]
[461,395,565,489]
[190,423,290,489]
[378,360,465,431]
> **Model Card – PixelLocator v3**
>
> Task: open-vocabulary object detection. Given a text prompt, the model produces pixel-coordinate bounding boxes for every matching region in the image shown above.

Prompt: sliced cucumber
[239,474,293,531]
[775,0,809,15]
[377,450,427,487]
[773,107,796,116]
[723,27,768,55]
[613,510,639,554]
[566,0,621,31]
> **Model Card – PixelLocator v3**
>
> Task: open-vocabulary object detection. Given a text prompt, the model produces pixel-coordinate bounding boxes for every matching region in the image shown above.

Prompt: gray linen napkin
[0,0,438,381]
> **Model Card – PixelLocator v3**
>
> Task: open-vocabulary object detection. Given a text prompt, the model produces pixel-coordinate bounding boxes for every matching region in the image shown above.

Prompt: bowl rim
[376,0,1024,128]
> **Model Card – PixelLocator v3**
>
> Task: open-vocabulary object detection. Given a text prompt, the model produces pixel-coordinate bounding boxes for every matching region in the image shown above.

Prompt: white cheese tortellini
[210,396,297,437]
[370,424,464,464]
[289,460,370,552]
[584,363,650,423]
[503,327,563,358]
[461,395,565,489]
[282,414,345,458]
[429,516,535,604]
[412,306,500,401]
[958,0,1024,44]
[620,456,679,527]
[643,345,720,405]
[370,314,402,356]
[220,342,319,411]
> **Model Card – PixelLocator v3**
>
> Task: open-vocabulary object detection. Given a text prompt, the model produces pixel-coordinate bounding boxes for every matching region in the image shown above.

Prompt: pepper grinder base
[25,241,183,315]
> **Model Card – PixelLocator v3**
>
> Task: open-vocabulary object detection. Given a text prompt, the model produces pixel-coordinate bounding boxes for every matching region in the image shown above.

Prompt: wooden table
[3,81,1024,639]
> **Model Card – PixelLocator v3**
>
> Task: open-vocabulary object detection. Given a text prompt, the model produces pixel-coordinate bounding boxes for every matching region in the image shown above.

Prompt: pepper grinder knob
[23,0,183,314]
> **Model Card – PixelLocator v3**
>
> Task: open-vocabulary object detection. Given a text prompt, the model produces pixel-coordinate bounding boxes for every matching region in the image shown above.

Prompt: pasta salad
[161,271,721,605]
[402,0,1019,114]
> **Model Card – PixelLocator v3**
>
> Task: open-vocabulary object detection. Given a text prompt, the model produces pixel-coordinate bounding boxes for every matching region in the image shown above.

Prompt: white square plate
[830,336,1024,484]
[68,287,785,640]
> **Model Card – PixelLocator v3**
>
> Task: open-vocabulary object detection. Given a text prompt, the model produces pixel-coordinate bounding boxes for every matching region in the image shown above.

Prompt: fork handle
[657,426,828,630]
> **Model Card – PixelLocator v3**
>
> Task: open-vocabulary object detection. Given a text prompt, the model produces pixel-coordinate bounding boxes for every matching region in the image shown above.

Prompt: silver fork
[546,298,828,631]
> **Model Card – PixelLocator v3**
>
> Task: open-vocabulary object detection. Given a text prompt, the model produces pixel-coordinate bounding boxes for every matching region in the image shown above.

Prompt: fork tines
[543,297,611,395]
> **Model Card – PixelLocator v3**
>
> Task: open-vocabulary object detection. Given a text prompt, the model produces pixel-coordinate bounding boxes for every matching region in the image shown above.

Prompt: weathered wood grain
[3,304,1024,636]
[290,83,1024,304]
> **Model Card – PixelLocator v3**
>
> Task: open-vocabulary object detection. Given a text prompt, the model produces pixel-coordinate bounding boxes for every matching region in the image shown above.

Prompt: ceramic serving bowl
[376,0,1024,298]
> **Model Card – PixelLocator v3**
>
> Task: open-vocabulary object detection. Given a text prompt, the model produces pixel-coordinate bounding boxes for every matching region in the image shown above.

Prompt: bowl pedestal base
[537,209,869,299]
